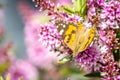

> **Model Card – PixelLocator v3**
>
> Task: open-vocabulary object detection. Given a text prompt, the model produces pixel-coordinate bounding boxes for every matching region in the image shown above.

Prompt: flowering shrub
[33,0,120,80]
[0,0,120,80]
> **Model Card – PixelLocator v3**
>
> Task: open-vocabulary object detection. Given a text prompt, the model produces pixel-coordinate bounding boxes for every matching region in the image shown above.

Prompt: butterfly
[56,20,96,57]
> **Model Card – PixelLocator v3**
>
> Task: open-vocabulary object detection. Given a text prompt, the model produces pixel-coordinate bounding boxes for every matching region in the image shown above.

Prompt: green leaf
[81,2,87,17]
[58,55,73,64]
[113,49,120,61]
[58,5,75,14]
[57,0,87,18]
[84,72,102,78]
[116,30,120,37]
[0,76,3,80]
[63,7,75,14]
[0,62,10,73]
[80,0,86,12]
[73,0,81,12]
[73,0,87,17]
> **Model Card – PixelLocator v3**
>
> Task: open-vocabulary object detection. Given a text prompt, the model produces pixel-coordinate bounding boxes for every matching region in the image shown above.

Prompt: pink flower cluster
[33,0,120,73]
[100,0,120,29]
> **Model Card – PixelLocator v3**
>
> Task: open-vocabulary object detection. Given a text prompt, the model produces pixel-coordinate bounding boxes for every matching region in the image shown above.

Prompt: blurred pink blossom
[18,2,58,69]
[54,0,72,5]
[7,60,38,80]
[0,42,14,65]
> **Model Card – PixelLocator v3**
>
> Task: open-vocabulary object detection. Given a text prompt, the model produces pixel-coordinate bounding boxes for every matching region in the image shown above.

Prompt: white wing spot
[63,24,66,28]
[59,29,64,35]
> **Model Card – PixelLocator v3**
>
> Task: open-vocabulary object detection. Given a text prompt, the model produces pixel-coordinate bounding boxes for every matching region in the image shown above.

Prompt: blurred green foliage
[0,62,10,75]
[113,49,120,61]
[0,74,23,80]
[58,0,87,18]
[113,29,120,61]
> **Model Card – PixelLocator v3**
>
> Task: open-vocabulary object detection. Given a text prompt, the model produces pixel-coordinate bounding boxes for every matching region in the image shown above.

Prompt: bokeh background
[0,0,34,58]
